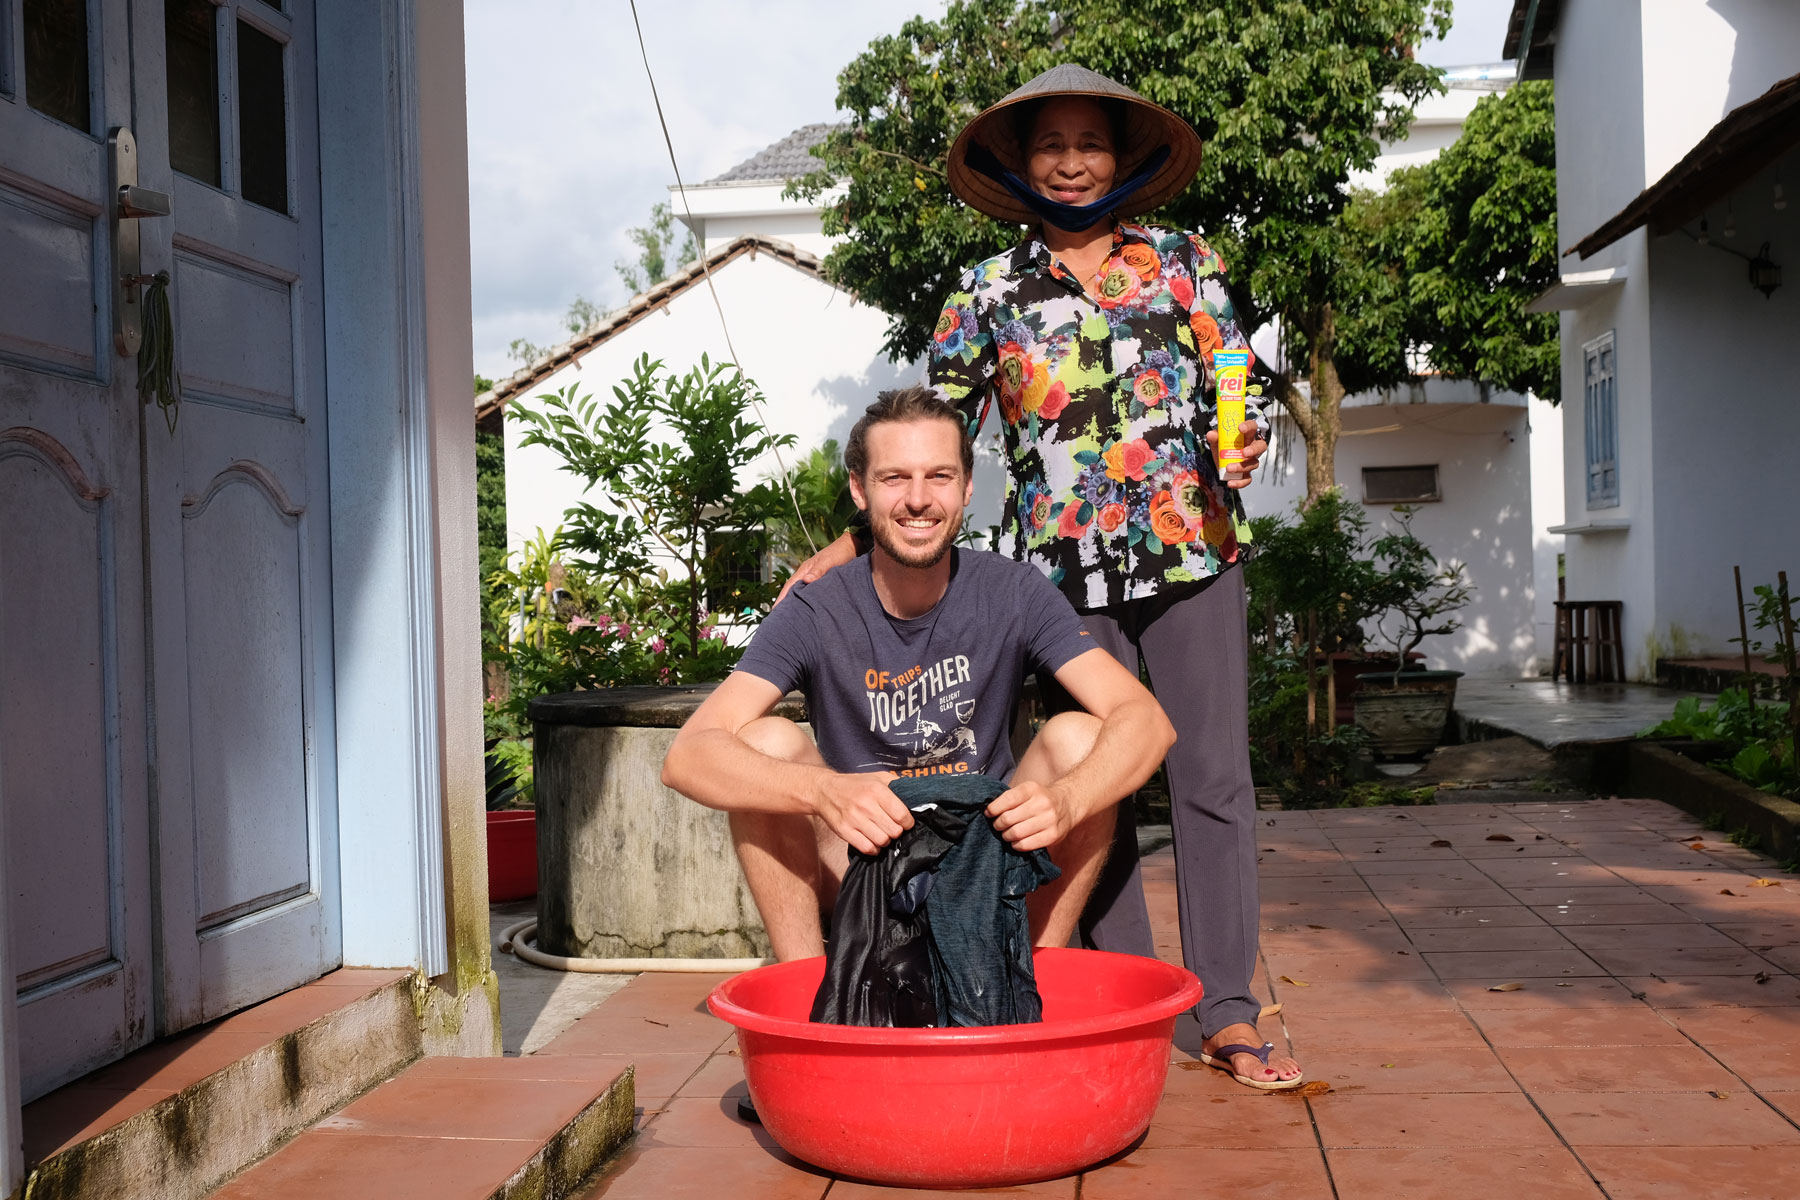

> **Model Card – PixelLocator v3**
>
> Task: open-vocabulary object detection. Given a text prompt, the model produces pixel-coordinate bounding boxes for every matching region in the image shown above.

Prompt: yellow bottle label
[1214,348,1250,465]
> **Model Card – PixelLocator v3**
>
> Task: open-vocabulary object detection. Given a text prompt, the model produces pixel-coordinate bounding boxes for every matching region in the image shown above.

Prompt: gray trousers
[1037,567,1262,1037]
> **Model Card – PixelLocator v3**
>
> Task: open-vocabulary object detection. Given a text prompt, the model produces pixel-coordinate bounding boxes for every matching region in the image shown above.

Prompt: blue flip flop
[1197,1041,1305,1091]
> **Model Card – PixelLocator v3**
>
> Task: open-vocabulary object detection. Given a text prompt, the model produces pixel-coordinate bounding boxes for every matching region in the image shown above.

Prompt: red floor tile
[1420,948,1605,979]
[1266,979,1460,1013]
[1385,905,1548,929]
[1078,1147,1333,1200]
[1309,1091,1557,1148]
[1140,1093,1317,1149]
[1536,1090,1800,1146]
[1626,973,1800,1008]
[581,1143,831,1198]
[1295,1046,1519,1094]
[1444,977,1643,1008]
[1496,1044,1741,1092]
[212,1130,543,1200]
[636,1095,786,1153]
[513,1050,707,1099]
[1406,925,1574,952]
[1694,1044,1800,1091]
[1468,1005,1687,1047]
[1530,903,1694,925]
[676,1052,747,1097]
[316,1073,604,1142]
[1580,945,1779,976]
[1280,1009,1488,1051]
[1665,1004,1800,1044]
[1326,1147,1602,1200]
[1579,1146,1800,1200]
[1559,923,1739,951]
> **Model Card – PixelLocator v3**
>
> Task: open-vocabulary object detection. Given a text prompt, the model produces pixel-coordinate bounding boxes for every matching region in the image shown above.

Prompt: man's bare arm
[988,648,1176,851]
[661,672,913,854]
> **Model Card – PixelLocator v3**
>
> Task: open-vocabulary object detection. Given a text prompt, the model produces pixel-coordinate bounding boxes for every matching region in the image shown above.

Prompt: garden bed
[1615,742,1800,864]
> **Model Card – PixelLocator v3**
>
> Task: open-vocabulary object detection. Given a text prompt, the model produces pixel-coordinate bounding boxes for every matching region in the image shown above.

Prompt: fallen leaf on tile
[1430,839,1453,848]
[1487,982,1525,992]
[1175,1061,1207,1072]
[644,1018,669,1027]
[1279,976,1312,987]
[1486,834,1515,842]
[1260,1003,1284,1017]
[1381,1063,1397,1069]
[1294,1081,1333,1097]
[1556,982,1574,988]
[1307,924,1328,930]
[1688,842,1706,850]
[1720,889,1739,896]
[1756,971,1772,984]
[1535,835,1545,840]
[1709,1090,1729,1099]
[1752,879,1781,887]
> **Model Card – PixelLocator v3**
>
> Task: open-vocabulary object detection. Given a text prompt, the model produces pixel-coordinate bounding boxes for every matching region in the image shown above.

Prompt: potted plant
[1355,508,1473,759]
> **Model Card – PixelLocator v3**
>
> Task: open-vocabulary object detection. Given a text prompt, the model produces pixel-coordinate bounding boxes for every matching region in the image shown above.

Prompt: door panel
[0,0,153,1101]
[138,0,338,1028]
[181,470,311,927]
[0,180,100,375]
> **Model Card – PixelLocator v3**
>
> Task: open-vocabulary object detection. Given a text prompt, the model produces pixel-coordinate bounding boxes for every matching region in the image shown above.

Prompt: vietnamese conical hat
[947,63,1203,225]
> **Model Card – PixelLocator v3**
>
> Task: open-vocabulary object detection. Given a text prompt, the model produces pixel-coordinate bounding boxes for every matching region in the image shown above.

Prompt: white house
[1255,65,1566,677]
[2,4,492,1193]
[1507,0,1800,679]
[477,130,1007,581]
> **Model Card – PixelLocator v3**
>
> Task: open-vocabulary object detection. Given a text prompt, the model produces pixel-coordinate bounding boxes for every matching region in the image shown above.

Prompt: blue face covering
[964,141,1172,232]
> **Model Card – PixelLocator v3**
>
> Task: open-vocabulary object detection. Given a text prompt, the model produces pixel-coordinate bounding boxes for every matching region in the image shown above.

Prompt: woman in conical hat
[785,65,1299,1091]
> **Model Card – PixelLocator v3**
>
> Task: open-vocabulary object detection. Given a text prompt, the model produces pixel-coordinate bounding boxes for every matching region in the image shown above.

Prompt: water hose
[497,919,769,974]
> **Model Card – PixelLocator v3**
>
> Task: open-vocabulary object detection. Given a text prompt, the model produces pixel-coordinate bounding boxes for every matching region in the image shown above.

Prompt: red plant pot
[486,810,538,902]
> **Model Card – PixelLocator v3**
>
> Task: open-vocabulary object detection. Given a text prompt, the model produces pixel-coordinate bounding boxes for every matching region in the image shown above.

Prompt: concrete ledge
[19,974,421,1200]
[495,1066,636,1200]
[1618,743,1800,862]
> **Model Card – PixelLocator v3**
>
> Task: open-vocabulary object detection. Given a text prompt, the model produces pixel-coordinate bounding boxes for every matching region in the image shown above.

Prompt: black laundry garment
[809,774,1061,1028]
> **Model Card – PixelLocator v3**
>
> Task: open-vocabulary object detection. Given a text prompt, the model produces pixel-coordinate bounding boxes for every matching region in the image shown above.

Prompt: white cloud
[464,0,937,381]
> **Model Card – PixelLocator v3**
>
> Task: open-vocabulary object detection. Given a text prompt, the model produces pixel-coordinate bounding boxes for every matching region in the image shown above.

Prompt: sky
[464,0,1519,384]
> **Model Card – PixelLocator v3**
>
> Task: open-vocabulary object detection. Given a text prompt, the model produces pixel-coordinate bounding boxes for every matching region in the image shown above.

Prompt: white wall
[1551,0,1800,677]
[1252,386,1544,677]
[503,253,1006,564]
[1645,150,1799,662]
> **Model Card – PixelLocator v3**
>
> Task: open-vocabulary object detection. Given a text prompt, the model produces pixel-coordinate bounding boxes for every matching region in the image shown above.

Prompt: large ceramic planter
[487,810,538,902]
[1353,669,1464,759]
[1329,652,1424,727]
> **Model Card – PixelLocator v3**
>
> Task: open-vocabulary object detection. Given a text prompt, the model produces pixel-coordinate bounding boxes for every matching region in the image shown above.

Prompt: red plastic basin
[486,810,537,902]
[707,947,1201,1188]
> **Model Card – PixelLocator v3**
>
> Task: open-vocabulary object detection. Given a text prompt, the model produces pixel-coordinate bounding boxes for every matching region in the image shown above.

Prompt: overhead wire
[625,0,820,556]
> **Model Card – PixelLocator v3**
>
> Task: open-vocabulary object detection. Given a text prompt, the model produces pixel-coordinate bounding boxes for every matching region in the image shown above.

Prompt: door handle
[118,184,172,220]
[110,127,173,356]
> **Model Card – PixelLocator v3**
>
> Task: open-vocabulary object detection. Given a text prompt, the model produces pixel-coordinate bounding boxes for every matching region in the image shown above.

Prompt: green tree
[793,0,1451,500]
[507,295,606,365]
[1396,80,1560,401]
[764,439,859,572]
[616,200,699,295]
[509,354,794,666]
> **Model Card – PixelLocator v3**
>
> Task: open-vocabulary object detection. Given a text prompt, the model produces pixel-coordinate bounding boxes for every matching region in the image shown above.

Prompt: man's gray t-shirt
[735,550,1095,780]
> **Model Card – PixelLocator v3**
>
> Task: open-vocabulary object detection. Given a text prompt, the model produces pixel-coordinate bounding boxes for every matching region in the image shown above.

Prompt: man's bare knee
[1032,710,1102,777]
[738,715,817,763]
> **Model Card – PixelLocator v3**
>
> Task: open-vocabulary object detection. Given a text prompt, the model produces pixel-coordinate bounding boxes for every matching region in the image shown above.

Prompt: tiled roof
[703,124,837,184]
[473,235,824,427]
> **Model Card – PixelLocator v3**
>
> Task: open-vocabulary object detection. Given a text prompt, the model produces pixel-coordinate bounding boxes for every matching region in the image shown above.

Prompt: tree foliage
[616,200,699,295]
[1396,80,1560,401]
[508,295,605,365]
[795,0,1451,497]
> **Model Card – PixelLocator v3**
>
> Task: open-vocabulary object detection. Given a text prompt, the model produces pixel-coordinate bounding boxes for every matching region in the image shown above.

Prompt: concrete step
[202,1056,634,1200]
[17,969,420,1200]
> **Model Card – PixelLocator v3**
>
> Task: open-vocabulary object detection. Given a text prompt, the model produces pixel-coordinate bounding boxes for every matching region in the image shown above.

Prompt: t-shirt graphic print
[734,550,1094,781]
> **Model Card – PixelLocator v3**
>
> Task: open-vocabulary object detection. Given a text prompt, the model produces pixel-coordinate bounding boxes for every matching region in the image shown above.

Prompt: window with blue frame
[1584,331,1619,508]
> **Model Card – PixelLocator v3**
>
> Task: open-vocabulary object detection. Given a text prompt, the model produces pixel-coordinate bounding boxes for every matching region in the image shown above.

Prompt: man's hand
[987,780,1088,853]
[810,771,912,855]
[1205,420,1268,489]
[775,530,858,605]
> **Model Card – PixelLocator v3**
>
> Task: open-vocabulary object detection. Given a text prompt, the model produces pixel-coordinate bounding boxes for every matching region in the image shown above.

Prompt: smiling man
[661,387,1174,962]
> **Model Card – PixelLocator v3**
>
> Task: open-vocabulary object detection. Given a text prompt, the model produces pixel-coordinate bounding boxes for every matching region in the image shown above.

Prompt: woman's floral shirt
[927,221,1266,611]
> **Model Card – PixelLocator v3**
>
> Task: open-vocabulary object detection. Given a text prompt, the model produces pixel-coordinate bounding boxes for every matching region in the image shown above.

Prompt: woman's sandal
[1197,1041,1305,1091]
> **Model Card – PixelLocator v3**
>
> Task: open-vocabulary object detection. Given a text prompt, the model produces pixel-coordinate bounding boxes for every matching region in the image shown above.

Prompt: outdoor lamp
[1749,243,1781,299]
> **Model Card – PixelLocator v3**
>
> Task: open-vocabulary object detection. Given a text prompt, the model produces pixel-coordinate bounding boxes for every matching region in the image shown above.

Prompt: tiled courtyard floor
[549,796,1800,1198]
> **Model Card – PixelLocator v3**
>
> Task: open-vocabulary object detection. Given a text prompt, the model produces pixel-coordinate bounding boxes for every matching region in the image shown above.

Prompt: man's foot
[1200,1023,1304,1090]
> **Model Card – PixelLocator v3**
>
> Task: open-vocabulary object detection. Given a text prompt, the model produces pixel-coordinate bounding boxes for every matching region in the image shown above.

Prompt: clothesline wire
[625,0,820,557]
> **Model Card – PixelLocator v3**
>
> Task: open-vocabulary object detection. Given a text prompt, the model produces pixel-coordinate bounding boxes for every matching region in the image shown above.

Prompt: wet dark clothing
[810,775,1060,1028]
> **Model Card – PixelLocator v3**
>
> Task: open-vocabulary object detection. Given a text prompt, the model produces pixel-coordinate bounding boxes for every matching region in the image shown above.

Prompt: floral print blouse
[928,221,1266,611]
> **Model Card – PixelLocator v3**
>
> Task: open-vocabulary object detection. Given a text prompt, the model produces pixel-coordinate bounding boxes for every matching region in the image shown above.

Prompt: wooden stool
[1553,600,1625,683]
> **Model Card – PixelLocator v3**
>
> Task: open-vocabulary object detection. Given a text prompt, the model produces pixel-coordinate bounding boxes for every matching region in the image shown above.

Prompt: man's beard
[869,509,960,569]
